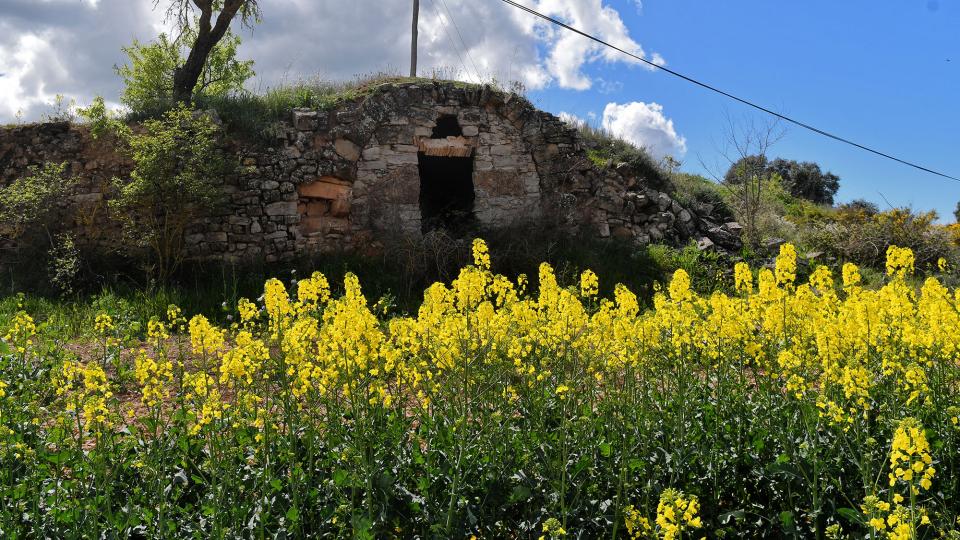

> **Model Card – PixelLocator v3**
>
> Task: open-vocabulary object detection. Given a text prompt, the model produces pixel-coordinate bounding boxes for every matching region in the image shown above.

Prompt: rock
[697,237,715,251]
[611,226,633,240]
[765,238,786,250]
[265,201,297,217]
[334,138,361,161]
[722,222,743,235]
[657,192,672,211]
[678,209,692,223]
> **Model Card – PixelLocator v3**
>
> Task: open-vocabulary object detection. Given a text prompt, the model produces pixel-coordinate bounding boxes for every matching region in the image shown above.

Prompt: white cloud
[601,101,687,159]
[557,111,585,127]
[0,0,165,121]
[0,0,660,122]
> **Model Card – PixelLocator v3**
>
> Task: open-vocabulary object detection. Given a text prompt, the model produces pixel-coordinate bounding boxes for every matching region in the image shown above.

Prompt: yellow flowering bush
[2,239,960,538]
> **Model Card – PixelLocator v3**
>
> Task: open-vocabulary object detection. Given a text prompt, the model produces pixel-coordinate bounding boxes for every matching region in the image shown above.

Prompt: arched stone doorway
[416,114,476,235]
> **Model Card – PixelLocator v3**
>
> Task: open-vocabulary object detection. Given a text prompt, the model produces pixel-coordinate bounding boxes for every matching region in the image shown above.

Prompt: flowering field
[1,240,959,538]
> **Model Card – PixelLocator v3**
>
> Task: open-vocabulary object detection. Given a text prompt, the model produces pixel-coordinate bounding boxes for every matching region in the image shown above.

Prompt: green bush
[111,104,227,282]
[800,207,957,271]
[670,172,735,222]
[0,163,82,294]
[571,123,673,190]
[116,28,254,117]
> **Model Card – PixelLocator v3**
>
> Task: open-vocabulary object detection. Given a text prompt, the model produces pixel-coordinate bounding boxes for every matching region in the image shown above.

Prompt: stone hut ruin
[0,81,741,265]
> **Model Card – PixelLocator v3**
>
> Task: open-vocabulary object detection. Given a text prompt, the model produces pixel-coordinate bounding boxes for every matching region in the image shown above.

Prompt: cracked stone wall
[0,81,740,266]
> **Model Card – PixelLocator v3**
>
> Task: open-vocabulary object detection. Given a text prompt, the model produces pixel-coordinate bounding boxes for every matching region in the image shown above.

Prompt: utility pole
[410,0,419,77]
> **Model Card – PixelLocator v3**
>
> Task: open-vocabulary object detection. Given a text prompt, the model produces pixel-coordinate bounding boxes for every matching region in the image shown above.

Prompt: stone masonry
[0,81,740,264]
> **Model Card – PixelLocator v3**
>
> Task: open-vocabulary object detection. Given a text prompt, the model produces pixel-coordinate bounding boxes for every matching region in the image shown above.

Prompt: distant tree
[163,0,261,103]
[116,26,253,115]
[837,198,880,216]
[955,200,960,222]
[724,156,840,205]
[711,114,785,248]
[723,155,768,185]
[767,158,840,205]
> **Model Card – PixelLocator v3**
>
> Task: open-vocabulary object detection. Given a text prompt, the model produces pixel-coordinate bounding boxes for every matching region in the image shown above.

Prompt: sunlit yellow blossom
[237,297,259,323]
[656,489,701,540]
[889,417,935,492]
[886,245,915,278]
[775,243,797,287]
[841,262,861,289]
[189,314,225,357]
[579,269,599,298]
[734,262,753,294]
[472,237,491,270]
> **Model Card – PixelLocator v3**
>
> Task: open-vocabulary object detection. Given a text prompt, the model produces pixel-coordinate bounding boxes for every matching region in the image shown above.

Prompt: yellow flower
[889,417,935,491]
[189,314,225,357]
[734,262,753,294]
[842,262,861,288]
[656,489,701,540]
[775,243,797,287]
[886,245,915,278]
[472,238,491,271]
[580,269,599,298]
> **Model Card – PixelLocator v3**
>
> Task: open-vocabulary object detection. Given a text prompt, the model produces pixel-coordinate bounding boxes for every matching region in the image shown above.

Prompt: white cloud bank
[601,101,687,159]
[0,0,663,121]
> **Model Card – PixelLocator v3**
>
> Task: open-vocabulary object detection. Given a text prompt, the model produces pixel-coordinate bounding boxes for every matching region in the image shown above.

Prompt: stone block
[474,170,526,197]
[490,144,514,156]
[292,109,318,131]
[334,138,361,161]
[265,201,297,217]
[298,176,352,200]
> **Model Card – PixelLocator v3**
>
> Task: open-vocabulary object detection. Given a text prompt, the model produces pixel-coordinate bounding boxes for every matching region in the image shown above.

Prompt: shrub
[110,104,227,282]
[801,207,957,271]
[116,28,254,117]
[0,163,81,293]
[571,122,673,190]
[670,172,735,222]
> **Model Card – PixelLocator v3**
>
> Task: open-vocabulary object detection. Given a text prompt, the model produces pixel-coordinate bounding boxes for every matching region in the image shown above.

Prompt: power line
[497,0,960,183]
[426,0,477,83]
[438,0,484,81]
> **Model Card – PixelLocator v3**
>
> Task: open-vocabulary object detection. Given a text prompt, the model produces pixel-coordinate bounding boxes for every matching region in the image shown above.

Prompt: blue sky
[1,0,957,219]
[530,1,960,220]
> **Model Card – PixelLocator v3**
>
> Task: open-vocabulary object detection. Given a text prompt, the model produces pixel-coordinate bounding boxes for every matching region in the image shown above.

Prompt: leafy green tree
[955,200,960,222]
[767,158,840,205]
[724,156,840,205]
[722,155,768,186]
[116,26,254,115]
[110,104,226,281]
[163,0,261,103]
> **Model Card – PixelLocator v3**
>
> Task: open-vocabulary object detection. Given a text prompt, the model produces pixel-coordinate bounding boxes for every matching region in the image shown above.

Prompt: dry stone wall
[0,81,740,266]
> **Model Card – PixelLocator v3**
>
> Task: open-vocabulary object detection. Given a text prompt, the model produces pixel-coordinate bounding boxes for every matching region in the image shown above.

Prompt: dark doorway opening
[418,153,475,235]
[432,115,462,138]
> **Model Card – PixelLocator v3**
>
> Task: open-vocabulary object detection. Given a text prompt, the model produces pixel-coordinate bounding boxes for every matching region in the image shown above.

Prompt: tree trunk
[172,1,244,104]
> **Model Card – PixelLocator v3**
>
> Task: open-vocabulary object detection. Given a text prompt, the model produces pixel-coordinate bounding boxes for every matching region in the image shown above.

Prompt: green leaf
[779,510,794,527]
[599,442,612,457]
[285,507,299,523]
[837,507,863,525]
